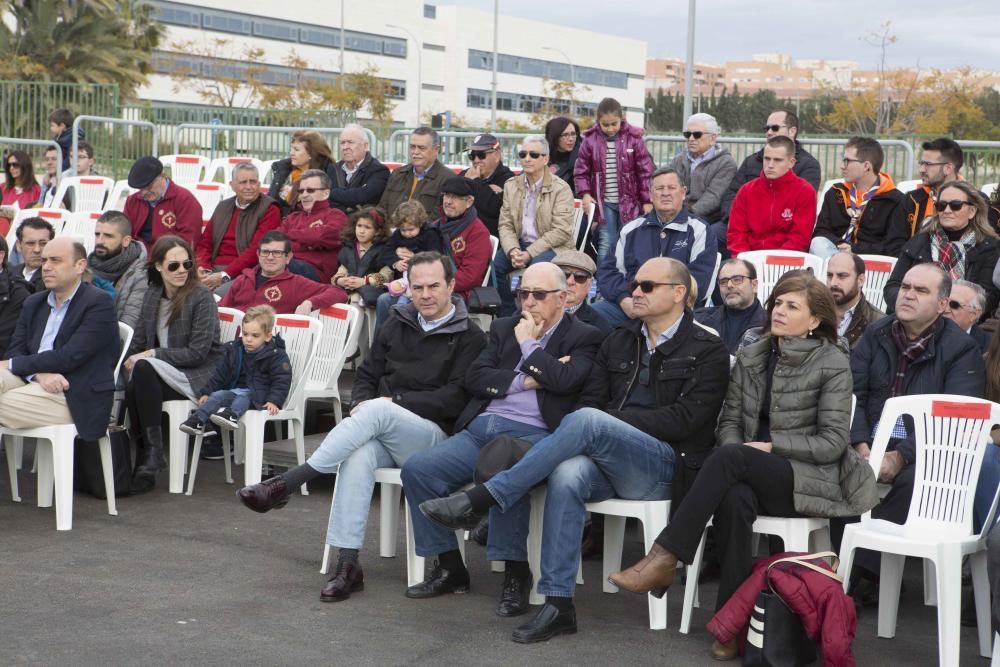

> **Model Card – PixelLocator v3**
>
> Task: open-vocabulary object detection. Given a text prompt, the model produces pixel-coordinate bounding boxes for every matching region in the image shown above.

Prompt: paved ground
[0,451,987,667]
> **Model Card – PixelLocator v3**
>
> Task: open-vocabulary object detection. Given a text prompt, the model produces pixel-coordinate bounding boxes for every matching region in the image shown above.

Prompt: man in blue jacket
[592,168,717,328]
[0,237,118,442]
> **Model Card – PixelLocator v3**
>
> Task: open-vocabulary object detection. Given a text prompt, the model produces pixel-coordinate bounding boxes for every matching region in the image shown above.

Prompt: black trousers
[125,359,186,433]
[656,444,799,610]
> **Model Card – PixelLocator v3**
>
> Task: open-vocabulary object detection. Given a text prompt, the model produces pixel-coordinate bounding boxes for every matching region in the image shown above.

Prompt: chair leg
[404,497,425,588]
[601,515,627,593]
[527,487,546,606]
[492,561,506,573]
[168,425,187,494]
[52,438,74,531]
[379,482,401,558]
[971,551,993,657]
[97,436,117,516]
[36,439,54,508]
[877,553,906,638]
[293,419,308,496]
[242,415,265,486]
[993,632,1000,666]
[12,435,23,470]
[680,526,709,634]
[933,549,962,667]
[924,559,938,606]
[186,434,204,495]
[5,436,20,502]
[223,430,234,484]
[641,506,669,631]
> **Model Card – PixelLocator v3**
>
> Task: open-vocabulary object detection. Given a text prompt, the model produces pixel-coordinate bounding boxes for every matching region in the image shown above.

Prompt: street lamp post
[386,24,422,125]
[682,0,696,126]
[339,0,345,90]
[491,0,499,130]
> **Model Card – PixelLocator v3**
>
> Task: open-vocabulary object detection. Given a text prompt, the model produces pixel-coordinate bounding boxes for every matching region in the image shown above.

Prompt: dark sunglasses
[166,260,193,272]
[682,131,704,139]
[469,149,495,160]
[518,150,546,159]
[629,280,681,293]
[299,187,329,194]
[763,124,785,133]
[516,288,560,301]
[562,270,591,283]
[948,299,973,311]
[7,162,20,167]
[934,200,970,212]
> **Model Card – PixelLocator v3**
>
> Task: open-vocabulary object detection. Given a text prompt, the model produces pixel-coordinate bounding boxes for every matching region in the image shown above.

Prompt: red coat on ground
[195,203,281,277]
[727,169,817,255]
[219,268,348,314]
[278,200,346,283]
[707,552,858,667]
[123,181,204,251]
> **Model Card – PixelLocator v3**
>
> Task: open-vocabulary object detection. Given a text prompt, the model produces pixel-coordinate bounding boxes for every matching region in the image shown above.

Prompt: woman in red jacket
[1,150,41,209]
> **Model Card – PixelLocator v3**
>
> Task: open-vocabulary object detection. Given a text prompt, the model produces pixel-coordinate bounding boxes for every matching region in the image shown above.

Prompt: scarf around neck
[89,241,143,282]
[930,226,976,279]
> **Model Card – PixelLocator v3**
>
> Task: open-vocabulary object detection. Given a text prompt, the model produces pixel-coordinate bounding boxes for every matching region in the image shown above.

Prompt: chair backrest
[6,208,69,263]
[217,307,245,342]
[61,211,102,254]
[160,154,210,184]
[272,315,323,411]
[115,322,134,384]
[982,183,998,201]
[308,304,362,392]
[206,156,264,186]
[705,252,722,307]
[383,162,404,172]
[50,176,115,213]
[107,180,137,211]
[483,235,500,287]
[188,182,227,221]
[572,198,594,252]
[869,394,1000,541]
[737,250,824,306]
[258,159,276,185]
[446,164,465,174]
[817,178,843,216]
[895,179,922,194]
[856,254,897,312]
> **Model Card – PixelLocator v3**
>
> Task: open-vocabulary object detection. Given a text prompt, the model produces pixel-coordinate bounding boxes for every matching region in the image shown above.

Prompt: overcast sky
[444,0,1000,71]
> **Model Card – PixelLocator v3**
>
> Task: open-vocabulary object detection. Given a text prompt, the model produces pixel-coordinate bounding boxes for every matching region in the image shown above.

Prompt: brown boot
[608,543,678,598]
[711,638,739,661]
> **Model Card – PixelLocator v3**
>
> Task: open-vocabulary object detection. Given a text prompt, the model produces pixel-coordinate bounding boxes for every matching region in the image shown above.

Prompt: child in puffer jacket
[331,206,393,305]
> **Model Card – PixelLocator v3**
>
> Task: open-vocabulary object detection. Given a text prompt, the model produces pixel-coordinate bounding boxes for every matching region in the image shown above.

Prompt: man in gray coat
[87,210,148,331]
[668,113,737,226]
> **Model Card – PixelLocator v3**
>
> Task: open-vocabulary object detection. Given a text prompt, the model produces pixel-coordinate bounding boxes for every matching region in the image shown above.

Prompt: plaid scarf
[889,317,941,398]
[930,227,976,279]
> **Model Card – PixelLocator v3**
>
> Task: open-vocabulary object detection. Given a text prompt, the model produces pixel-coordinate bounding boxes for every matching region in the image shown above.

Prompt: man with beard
[825,251,883,350]
[694,258,766,354]
[88,211,149,330]
[903,138,964,238]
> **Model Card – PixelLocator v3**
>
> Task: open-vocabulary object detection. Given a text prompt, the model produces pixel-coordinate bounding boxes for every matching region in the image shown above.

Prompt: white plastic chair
[6,208,70,265]
[50,176,114,212]
[3,322,132,530]
[705,252,722,307]
[259,160,276,185]
[217,307,245,342]
[106,180,137,211]
[982,183,998,201]
[206,157,264,187]
[856,254,897,313]
[894,179,922,194]
[571,198,594,252]
[160,155,210,184]
[837,394,1000,665]
[737,250,824,306]
[304,305,363,424]
[187,182,227,222]
[818,178,844,216]
[61,211,102,254]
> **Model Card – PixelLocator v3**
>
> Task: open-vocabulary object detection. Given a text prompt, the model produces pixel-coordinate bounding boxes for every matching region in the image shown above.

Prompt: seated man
[727,136,816,256]
[552,250,611,335]
[904,138,964,238]
[825,251,884,350]
[10,216,54,292]
[460,133,515,237]
[401,262,602,614]
[593,168,716,328]
[38,146,60,208]
[88,211,148,330]
[236,251,485,602]
[944,279,988,351]
[695,258,766,354]
[277,169,346,283]
[421,257,730,643]
[495,136,575,316]
[220,231,347,314]
[197,162,281,293]
[378,127,451,219]
[123,156,203,250]
[667,112,737,225]
[0,238,118,447]
[329,123,390,213]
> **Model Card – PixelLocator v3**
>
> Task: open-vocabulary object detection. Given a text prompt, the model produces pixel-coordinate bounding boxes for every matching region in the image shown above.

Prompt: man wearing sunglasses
[460,133,515,237]
[694,258,766,354]
[403,262,602,617]
[276,169,347,283]
[418,257,730,643]
[122,156,204,251]
[903,138,964,237]
[553,250,611,335]
[943,279,988,351]
[378,126,451,220]
[667,113,736,225]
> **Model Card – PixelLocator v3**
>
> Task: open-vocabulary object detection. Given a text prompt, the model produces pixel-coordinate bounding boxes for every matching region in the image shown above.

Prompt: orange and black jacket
[902,185,936,239]
[813,173,909,256]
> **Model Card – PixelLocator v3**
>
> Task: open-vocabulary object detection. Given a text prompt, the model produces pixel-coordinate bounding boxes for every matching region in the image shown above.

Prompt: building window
[201,12,251,35]
[300,28,339,48]
[253,20,298,41]
[424,4,437,18]
[423,43,446,52]
[422,83,445,92]
[467,49,628,89]
[466,87,596,116]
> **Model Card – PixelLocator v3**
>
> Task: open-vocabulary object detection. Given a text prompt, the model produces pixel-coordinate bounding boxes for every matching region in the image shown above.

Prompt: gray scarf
[89,241,143,283]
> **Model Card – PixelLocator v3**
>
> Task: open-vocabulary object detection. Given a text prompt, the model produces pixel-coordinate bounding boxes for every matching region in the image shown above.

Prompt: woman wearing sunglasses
[267,130,339,218]
[1,150,41,209]
[123,235,224,493]
[885,180,999,319]
[609,272,876,660]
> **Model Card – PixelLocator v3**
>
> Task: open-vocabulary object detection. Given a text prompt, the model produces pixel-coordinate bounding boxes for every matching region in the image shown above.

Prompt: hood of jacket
[834,171,899,208]
[391,295,472,336]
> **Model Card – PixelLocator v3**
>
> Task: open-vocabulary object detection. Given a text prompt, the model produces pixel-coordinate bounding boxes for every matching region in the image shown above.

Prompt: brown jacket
[378,159,451,220]
[843,292,884,350]
[498,170,575,258]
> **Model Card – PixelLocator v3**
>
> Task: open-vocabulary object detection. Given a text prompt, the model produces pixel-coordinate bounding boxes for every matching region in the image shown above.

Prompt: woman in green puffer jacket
[609,271,878,660]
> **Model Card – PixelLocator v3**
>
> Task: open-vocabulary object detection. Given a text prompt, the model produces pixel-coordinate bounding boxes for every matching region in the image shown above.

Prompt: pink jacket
[573,120,654,226]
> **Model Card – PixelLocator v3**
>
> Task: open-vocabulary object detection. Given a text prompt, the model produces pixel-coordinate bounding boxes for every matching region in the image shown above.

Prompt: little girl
[574,97,655,258]
[331,206,392,305]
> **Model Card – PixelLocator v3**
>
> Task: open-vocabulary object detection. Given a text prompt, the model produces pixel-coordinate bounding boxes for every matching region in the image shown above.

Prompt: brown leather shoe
[711,638,739,661]
[320,560,364,603]
[608,543,678,598]
[237,476,290,513]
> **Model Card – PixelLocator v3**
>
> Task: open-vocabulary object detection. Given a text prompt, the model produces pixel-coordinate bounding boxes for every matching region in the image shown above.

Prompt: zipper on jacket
[617,335,643,410]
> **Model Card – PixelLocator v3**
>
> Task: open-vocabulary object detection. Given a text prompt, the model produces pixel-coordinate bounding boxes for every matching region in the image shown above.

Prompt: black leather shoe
[419,493,482,531]
[496,569,533,617]
[320,560,364,603]
[237,476,290,513]
[405,561,470,599]
[470,516,489,546]
[511,602,577,643]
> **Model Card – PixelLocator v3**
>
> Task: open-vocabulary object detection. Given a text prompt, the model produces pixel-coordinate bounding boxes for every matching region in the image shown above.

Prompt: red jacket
[428,210,492,299]
[196,201,281,277]
[278,200,346,283]
[727,169,817,255]
[124,181,204,251]
[707,552,857,667]
[573,120,654,226]
[219,268,347,314]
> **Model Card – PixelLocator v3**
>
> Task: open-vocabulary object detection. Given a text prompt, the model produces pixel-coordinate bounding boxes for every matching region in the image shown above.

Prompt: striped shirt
[604,136,619,204]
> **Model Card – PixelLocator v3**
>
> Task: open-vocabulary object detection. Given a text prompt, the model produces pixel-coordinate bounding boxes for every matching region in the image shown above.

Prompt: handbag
[473,435,533,483]
[743,551,842,667]
[467,286,501,314]
[74,426,132,498]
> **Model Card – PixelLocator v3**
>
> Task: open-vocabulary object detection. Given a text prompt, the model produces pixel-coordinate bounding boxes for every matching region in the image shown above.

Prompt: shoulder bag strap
[765,551,843,585]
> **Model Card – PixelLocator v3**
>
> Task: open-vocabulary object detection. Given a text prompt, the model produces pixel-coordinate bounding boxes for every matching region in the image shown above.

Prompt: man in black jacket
[460,133,515,237]
[421,257,731,643]
[329,124,390,214]
[695,258,766,354]
[401,262,602,615]
[237,251,485,603]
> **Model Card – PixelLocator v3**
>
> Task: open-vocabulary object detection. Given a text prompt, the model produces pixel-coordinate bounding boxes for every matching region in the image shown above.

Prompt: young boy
[48,108,81,172]
[180,305,292,434]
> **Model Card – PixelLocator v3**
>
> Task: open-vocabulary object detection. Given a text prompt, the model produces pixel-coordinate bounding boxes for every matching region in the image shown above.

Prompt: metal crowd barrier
[0,137,62,187]
[71,115,159,179]
[172,124,377,163]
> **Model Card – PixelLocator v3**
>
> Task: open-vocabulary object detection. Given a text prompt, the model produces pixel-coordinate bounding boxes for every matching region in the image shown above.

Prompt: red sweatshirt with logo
[727,169,817,255]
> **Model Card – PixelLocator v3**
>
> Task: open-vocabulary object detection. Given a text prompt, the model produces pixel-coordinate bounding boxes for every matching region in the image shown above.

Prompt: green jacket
[718,334,878,517]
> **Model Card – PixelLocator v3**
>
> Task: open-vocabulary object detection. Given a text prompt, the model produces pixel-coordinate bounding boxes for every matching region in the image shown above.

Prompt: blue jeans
[193,388,252,421]
[494,243,556,317]
[287,258,321,282]
[809,237,840,259]
[401,415,550,561]
[484,408,675,597]
[597,203,620,259]
[306,399,447,549]
[374,293,410,333]
[590,298,630,328]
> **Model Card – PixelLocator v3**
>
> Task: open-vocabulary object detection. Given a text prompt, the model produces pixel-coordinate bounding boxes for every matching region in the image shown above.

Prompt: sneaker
[200,440,225,461]
[179,415,206,436]
[210,408,240,430]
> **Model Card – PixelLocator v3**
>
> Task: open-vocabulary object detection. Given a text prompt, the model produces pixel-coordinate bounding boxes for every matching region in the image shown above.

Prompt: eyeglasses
[562,270,591,283]
[948,299,978,312]
[166,260,193,272]
[258,249,288,257]
[919,160,948,168]
[629,280,682,293]
[298,187,329,194]
[516,288,561,301]
[842,157,863,165]
[518,151,547,159]
[934,200,970,212]
[718,275,751,287]
[763,124,786,133]
[7,162,20,168]
[559,131,578,139]
[682,131,705,139]
[469,149,495,161]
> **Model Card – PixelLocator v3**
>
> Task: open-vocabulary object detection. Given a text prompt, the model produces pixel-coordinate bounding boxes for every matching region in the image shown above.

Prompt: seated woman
[609,272,877,660]
[544,116,580,195]
[2,150,41,209]
[887,180,1000,319]
[267,130,338,218]
[123,235,223,493]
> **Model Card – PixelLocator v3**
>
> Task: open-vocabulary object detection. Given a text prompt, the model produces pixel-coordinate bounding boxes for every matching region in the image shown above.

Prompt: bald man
[402,261,604,617]
[329,123,390,213]
[420,257,731,643]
